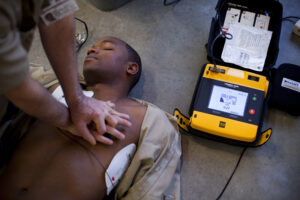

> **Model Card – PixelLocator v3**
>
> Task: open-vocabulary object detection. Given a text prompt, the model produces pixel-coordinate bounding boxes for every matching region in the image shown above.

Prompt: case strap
[255,128,272,146]
[173,108,189,132]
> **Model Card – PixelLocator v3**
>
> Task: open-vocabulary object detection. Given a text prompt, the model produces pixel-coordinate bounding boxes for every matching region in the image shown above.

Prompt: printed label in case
[240,11,255,27]
[255,14,270,30]
[281,78,300,92]
[223,7,241,30]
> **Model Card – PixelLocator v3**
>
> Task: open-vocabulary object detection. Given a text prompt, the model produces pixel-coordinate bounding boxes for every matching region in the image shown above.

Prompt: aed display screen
[208,85,248,117]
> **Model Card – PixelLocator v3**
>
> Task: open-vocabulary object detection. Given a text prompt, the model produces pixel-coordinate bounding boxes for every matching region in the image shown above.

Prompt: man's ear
[126,62,139,76]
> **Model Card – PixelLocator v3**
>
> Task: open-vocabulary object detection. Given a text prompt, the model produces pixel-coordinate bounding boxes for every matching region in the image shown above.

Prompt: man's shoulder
[132,99,178,131]
[118,99,147,126]
[135,99,175,118]
[123,99,147,114]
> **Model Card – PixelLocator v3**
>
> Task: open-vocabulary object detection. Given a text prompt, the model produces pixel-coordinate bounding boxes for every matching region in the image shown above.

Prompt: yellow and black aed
[174,64,272,146]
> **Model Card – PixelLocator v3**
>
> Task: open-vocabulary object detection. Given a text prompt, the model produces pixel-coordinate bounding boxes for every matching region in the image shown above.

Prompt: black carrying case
[177,0,283,146]
[269,63,300,116]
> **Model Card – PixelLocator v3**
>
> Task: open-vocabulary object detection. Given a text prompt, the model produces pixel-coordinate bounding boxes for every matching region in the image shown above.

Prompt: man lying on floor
[0,36,181,200]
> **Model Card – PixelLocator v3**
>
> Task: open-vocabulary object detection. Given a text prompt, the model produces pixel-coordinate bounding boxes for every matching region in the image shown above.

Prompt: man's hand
[68,95,132,145]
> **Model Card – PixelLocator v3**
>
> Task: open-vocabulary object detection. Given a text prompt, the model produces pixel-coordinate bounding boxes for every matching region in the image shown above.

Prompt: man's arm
[38,14,82,112]
[1,2,71,131]
[4,74,71,130]
[38,14,131,145]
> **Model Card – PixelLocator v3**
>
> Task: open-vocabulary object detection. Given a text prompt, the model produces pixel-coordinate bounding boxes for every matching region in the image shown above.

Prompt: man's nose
[87,47,99,55]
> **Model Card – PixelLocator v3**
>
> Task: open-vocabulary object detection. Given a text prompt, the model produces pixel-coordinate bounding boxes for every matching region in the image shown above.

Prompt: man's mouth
[84,55,98,62]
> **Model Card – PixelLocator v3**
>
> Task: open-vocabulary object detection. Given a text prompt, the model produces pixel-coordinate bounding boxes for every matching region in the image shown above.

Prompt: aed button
[249,109,255,115]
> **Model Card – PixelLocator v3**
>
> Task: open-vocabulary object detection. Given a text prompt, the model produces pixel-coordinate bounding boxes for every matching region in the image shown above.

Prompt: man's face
[83,37,129,85]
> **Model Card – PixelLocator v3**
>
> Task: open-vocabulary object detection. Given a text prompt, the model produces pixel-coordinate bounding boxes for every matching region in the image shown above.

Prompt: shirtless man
[0,36,181,200]
[0,36,147,199]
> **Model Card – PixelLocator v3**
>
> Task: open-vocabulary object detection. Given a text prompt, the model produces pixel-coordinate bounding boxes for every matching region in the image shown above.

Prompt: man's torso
[0,99,147,200]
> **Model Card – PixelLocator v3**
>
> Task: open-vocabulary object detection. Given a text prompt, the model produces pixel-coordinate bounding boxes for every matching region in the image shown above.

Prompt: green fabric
[0,0,78,122]
[0,0,41,122]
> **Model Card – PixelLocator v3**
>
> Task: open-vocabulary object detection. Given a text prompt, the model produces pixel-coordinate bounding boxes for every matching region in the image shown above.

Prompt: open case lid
[207,0,283,76]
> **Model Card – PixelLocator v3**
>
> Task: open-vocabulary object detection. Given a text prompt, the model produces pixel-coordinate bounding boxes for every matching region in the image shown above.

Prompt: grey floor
[29,0,300,199]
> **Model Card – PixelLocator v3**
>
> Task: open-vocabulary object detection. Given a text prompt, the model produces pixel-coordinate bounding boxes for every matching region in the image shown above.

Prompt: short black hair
[125,44,142,91]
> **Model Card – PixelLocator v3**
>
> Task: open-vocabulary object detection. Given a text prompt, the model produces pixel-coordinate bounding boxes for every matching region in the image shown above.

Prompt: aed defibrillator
[173,0,283,146]
[174,64,272,146]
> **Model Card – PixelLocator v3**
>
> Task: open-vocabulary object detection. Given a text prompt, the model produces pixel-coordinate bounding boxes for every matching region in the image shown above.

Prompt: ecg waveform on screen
[209,85,248,117]
[220,94,237,110]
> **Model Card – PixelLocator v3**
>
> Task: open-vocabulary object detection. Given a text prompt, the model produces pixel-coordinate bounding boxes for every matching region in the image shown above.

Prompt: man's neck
[88,83,128,103]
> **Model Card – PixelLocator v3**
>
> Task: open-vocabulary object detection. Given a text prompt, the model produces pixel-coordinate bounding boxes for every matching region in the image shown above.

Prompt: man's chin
[83,62,100,72]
